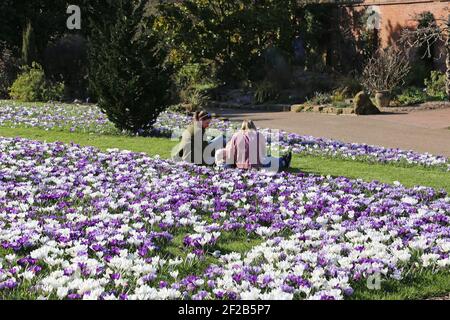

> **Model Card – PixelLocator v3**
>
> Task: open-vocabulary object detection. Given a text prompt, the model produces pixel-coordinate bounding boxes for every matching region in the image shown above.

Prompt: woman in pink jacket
[218,120,292,171]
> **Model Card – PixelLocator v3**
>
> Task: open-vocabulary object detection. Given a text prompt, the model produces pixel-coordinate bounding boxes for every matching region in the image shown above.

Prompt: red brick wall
[343,0,448,67]
[359,1,448,47]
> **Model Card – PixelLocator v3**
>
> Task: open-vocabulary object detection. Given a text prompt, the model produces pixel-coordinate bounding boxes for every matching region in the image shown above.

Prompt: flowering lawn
[0,137,449,300]
[0,126,448,192]
[1,101,448,170]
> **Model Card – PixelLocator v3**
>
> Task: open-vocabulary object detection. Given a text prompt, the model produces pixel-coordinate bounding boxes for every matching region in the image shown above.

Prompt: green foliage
[0,44,19,98]
[425,71,446,100]
[294,72,336,99]
[44,34,89,100]
[310,91,332,105]
[394,73,447,106]
[157,0,300,82]
[42,81,65,102]
[21,21,37,66]
[263,47,292,88]
[9,63,45,102]
[299,5,334,70]
[180,88,210,112]
[9,62,64,102]
[253,80,280,104]
[331,90,345,103]
[175,62,216,90]
[88,0,171,133]
[405,61,432,87]
[0,0,68,57]
[0,1,94,99]
[174,61,217,106]
[335,77,363,99]
[396,87,428,106]
[175,63,203,90]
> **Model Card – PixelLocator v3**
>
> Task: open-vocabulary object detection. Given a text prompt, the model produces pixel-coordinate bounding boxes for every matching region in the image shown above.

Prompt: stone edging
[291,101,450,115]
[291,104,355,115]
[210,100,449,115]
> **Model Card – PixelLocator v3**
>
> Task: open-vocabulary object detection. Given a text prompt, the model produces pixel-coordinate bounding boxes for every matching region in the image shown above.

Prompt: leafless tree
[361,47,411,93]
[400,13,450,99]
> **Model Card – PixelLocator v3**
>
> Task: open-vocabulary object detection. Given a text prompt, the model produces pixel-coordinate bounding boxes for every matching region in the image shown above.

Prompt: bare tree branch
[399,12,449,99]
[362,47,411,93]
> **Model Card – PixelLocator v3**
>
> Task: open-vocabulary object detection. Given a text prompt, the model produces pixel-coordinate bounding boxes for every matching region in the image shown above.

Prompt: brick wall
[343,0,448,67]
[362,1,448,47]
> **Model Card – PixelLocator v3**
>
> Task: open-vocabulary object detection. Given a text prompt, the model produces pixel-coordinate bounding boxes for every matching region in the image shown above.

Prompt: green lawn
[0,126,177,158]
[350,271,450,300]
[1,126,449,192]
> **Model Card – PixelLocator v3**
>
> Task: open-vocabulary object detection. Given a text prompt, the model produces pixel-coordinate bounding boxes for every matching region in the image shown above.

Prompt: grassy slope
[1,126,449,192]
[0,125,449,300]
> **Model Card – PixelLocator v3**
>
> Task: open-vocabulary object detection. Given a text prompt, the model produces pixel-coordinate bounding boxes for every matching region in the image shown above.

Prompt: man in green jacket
[173,111,213,165]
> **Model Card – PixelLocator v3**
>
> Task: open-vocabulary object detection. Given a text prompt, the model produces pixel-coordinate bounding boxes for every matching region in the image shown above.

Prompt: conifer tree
[88,0,171,133]
[21,20,37,66]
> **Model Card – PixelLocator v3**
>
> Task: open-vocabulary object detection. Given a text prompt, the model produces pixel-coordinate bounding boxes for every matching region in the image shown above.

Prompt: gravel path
[208,107,450,157]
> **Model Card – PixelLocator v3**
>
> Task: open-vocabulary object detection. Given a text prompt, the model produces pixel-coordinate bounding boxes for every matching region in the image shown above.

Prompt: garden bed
[0,137,449,300]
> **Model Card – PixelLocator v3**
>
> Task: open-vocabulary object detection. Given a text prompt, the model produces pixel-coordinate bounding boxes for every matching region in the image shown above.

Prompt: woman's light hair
[241,120,257,131]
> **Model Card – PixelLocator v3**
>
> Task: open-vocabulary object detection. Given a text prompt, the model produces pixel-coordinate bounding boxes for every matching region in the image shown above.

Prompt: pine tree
[88,0,171,133]
[21,20,37,66]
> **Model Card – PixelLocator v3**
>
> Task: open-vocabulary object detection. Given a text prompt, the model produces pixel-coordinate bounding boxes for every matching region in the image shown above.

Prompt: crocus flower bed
[0,101,448,170]
[0,102,117,134]
[0,137,449,300]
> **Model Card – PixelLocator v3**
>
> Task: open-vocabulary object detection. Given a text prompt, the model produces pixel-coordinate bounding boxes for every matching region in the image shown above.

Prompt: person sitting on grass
[173,110,227,166]
[217,120,292,172]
